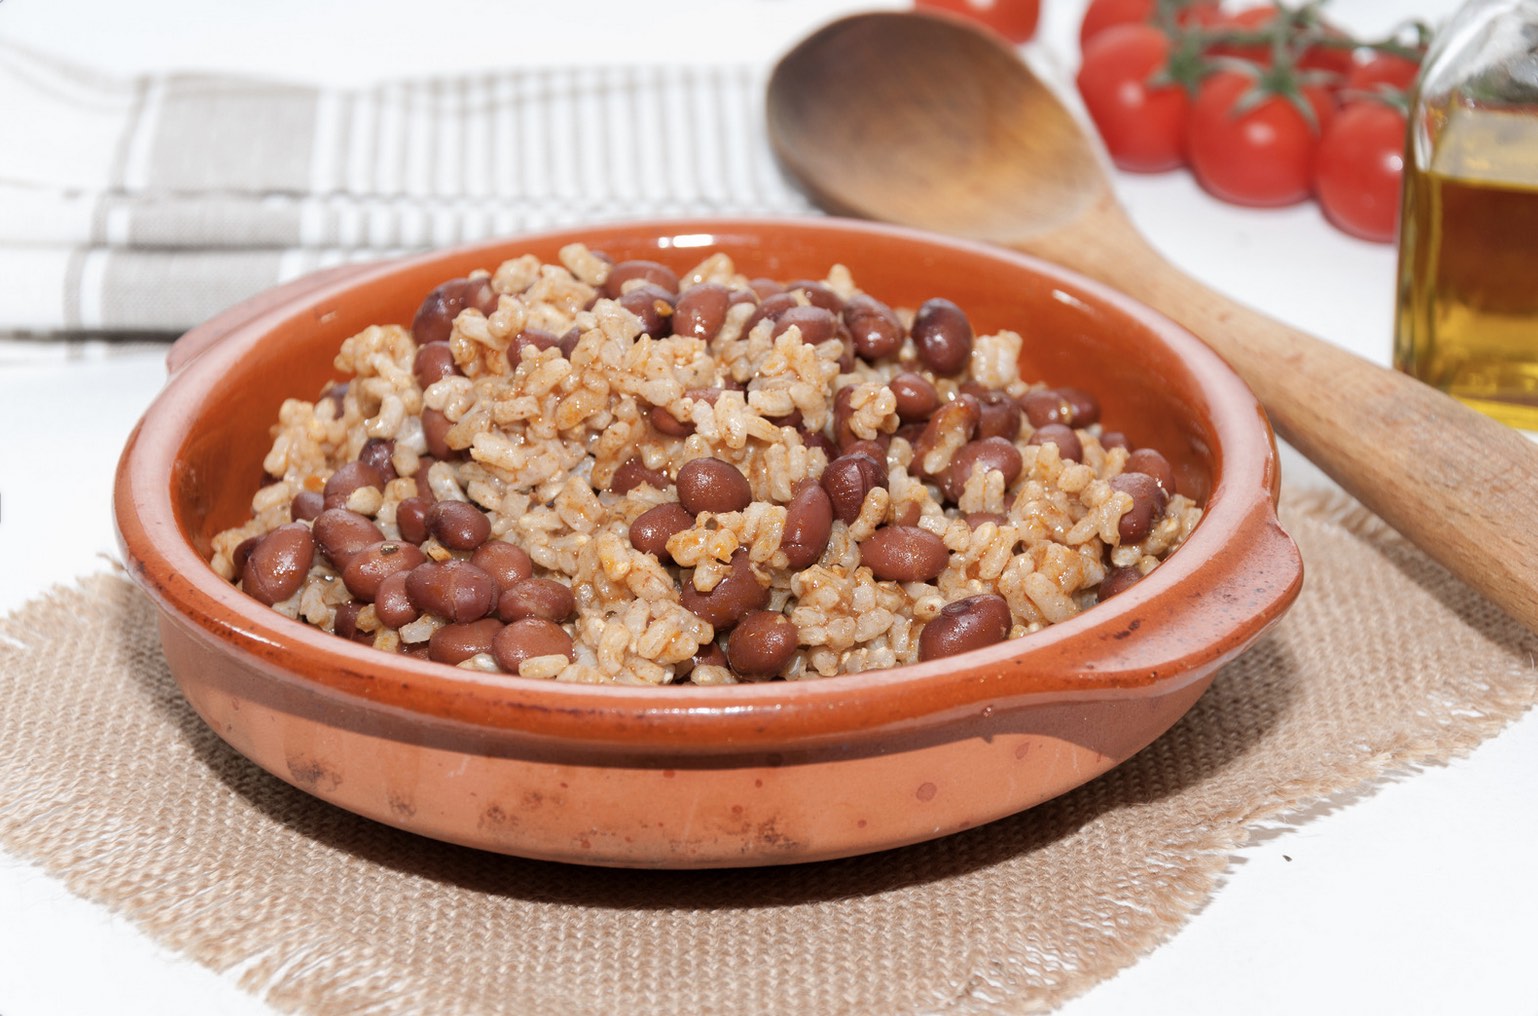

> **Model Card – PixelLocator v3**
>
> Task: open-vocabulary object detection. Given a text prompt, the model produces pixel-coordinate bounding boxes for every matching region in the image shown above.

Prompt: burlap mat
[2,489,1534,1015]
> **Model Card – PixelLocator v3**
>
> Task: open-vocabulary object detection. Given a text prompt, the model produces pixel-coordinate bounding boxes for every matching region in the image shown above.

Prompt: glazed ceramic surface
[115,218,1302,868]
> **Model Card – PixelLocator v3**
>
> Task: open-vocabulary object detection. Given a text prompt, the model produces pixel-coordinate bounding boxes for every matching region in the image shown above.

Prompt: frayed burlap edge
[1,487,1534,1016]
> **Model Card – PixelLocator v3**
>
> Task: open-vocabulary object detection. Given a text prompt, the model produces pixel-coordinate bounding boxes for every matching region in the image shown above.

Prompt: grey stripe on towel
[0,45,817,334]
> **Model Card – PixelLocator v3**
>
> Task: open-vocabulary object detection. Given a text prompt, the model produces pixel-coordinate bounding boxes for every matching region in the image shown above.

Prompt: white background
[4,0,1537,1014]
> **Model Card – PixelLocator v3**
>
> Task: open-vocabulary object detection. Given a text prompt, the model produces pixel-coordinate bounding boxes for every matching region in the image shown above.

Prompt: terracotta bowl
[114,218,1302,868]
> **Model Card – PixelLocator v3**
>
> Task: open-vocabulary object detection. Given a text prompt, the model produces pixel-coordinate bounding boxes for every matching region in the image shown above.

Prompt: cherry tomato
[1345,52,1422,95]
[915,0,1040,43]
[1314,101,1407,242]
[1186,69,1337,206]
[1079,0,1220,50]
[1076,24,1191,173]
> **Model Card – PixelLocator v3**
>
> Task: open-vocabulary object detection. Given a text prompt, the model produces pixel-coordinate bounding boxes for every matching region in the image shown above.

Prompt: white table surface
[5,1,1537,1014]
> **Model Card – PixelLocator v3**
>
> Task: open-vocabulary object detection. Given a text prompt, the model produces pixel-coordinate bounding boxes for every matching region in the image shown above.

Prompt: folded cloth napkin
[0,43,817,335]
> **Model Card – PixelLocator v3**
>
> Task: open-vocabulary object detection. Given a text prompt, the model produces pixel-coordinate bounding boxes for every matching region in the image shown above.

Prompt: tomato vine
[1074,0,1431,242]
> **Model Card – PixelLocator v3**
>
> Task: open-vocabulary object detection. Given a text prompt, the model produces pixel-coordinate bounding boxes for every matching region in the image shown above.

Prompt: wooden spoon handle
[1026,199,1538,632]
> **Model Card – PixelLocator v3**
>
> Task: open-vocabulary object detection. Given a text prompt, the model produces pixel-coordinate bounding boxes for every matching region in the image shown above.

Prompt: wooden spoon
[767,10,1538,633]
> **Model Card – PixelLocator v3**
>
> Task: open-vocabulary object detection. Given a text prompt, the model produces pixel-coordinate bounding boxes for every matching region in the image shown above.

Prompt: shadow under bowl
[115,217,1302,868]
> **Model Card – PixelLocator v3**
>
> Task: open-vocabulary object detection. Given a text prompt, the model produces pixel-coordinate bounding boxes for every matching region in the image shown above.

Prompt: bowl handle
[165,263,382,374]
[1092,502,1304,695]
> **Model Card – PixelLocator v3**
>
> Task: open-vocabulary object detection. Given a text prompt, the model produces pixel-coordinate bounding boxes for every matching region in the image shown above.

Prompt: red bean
[834,337,856,375]
[510,328,561,361]
[412,277,499,346]
[785,279,843,312]
[674,639,727,682]
[610,457,671,495]
[680,550,768,628]
[291,490,324,522]
[405,559,497,623]
[243,523,315,605]
[358,438,398,482]
[1058,386,1101,427]
[821,451,885,525]
[842,294,904,361]
[889,371,940,422]
[672,283,731,341]
[421,407,462,461]
[911,398,980,480]
[374,571,420,628]
[497,577,576,624]
[426,499,491,551]
[491,618,574,673]
[650,404,695,437]
[781,481,833,569]
[413,341,461,387]
[961,383,1022,440]
[843,438,889,464]
[311,508,385,570]
[686,385,726,407]
[800,428,838,459]
[948,436,1024,500]
[320,382,349,420]
[893,421,927,449]
[231,536,260,583]
[1125,448,1176,497]
[1020,386,1100,428]
[832,386,860,449]
[860,525,949,583]
[412,459,437,500]
[558,326,583,358]
[677,457,752,515]
[1110,472,1168,544]
[748,277,785,300]
[1100,431,1130,451]
[601,259,679,299]
[1028,423,1083,463]
[918,594,1011,661]
[331,601,375,644]
[396,497,431,544]
[629,502,694,561]
[322,460,384,511]
[743,291,798,333]
[965,511,1008,528]
[767,407,805,431]
[1020,388,1070,428]
[618,283,675,338]
[912,298,973,375]
[342,540,428,602]
[726,611,801,677]
[470,541,535,594]
[429,618,505,665]
[771,305,839,344]
[1099,565,1143,600]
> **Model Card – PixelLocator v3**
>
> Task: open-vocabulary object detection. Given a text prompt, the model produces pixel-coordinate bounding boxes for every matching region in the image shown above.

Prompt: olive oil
[1395,104,1538,430]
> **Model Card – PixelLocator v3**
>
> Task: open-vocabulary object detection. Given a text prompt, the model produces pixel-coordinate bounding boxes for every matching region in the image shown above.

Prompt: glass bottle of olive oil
[1395,0,1538,430]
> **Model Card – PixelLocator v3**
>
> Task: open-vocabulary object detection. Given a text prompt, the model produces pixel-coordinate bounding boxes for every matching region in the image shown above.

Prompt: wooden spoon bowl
[768,11,1538,633]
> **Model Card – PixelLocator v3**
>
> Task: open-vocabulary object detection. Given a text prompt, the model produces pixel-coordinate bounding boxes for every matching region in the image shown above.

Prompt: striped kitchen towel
[0,43,817,335]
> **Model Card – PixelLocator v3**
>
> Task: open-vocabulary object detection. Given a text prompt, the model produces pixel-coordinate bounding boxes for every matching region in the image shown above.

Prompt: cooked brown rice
[211,245,1201,685]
